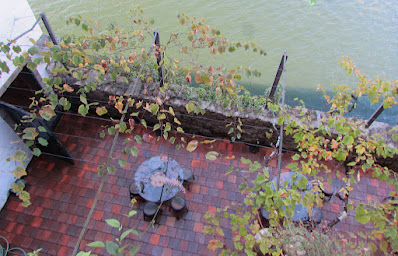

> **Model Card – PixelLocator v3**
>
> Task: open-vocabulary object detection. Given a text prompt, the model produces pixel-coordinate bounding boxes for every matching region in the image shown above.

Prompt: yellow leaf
[187,140,198,152]
[63,84,74,92]
[204,76,213,86]
[96,106,108,116]
[115,101,123,113]
[195,72,203,83]
[169,107,175,116]
[13,166,27,178]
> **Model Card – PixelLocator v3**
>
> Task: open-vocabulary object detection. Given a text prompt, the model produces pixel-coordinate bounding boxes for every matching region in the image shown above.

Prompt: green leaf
[169,107,175,116]
[158,113,166,120]
[27,61,37,70]
[130,146,138,157]
[105,219,121,229]
[11,150,27,162]
[286,162,298,169]
[32,148,41,156]
[76,251,92,256]
[355,205,370,224]
[96,106,108,116]
[111,71,117,81]
[12,45,21,53]
[78,104,89,116]
[333,151,347,162]
[87,241,105,248]
[72,54,83,66]
[0,61,10,73]
[10,53,24,67]
[187,140,198,152]
[118,158,127,168]
[205,151,219,161]
[73,71,83,80]
[292,154,300,161]
[108,126,116,135]
[28,46,39,55]
[255,173,266,184]
[153,123,160,131]
[127,247,139,255]
[107,166,115,174]
[239,182,248,192]
[177,127,184,133]
[80,94,88,105]
[105,241,119,255]
[134,135,142,143]
[120,229,139,241]
[186,103,195,113]
[226,166,234,175]
[38,137,48,146]
[38,126,47,132]
[22,127,38,140]
[119,121,127,133]
[19,190,30,201]
[297,176,308,190]
[141,119,147,128]
[40,107,56,121]
[342,135,354,145]
[240,157,252,165]
[151,104,159,115]
[10,181,25,193]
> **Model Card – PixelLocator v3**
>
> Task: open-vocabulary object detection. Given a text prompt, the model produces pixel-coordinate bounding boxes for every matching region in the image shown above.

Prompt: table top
[267,172,318,223]
[134,156,183,203]
[270,172,313,191]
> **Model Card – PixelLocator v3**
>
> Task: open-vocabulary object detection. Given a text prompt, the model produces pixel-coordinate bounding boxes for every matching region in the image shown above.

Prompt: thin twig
[276,52,287,191]
[72,35,157,255]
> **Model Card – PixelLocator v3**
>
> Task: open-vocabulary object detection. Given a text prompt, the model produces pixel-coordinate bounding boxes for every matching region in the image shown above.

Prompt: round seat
[129,182,140,199]
[170,196,187,220]
[260,207,270,228]
[181,167,194,182]
[320,182,334,196]
[143,202,159,222]
[171,196,186,211]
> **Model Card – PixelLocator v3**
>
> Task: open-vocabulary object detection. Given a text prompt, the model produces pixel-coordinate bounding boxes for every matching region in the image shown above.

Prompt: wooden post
[153,29,164,87]
[365,104,384,128]
[41,14,58,45]
[267,54,288,104]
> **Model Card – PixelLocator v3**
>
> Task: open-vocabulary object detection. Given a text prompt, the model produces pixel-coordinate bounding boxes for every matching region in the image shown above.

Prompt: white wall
[0,0,43,96]
[0,0,39,210]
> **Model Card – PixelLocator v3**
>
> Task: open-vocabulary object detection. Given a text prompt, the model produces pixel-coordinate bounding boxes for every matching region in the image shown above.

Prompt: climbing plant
[0,8,268,255]
[203,57,398,255]
[1,6,397,256]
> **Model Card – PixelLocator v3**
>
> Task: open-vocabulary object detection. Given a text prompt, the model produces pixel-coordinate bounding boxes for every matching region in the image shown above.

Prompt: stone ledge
[60,72,398,171]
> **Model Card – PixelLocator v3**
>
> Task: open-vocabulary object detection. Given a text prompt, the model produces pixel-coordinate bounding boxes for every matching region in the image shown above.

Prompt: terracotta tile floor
[0,114,395,255]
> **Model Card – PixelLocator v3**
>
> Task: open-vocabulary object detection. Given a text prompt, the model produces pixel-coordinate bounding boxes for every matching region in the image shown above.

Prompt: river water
[27,0,398,123]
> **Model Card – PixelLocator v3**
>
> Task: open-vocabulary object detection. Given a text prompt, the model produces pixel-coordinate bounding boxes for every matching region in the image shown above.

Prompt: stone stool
[181,167,194,191]
[319,181,335,202]
[170,196,187,220]
[143,202,161,222]
[259,207,270,228]
[129,182,143,202]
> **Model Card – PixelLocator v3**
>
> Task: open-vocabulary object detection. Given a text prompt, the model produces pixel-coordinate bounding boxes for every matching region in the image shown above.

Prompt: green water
[27,0,398,123]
